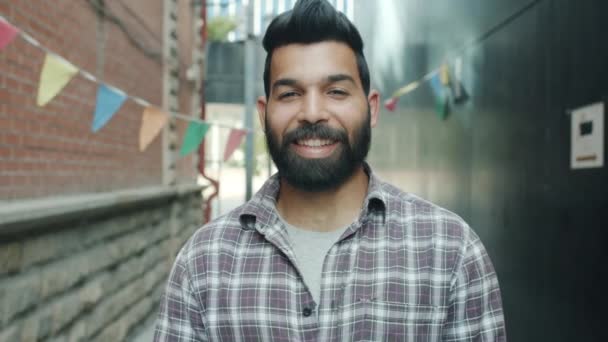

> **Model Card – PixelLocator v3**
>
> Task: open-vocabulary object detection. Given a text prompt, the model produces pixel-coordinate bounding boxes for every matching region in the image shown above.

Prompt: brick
[91,296,154,342]
[80,213,142,247]
[79,273,109,310]
[21,228,80,268]
[86,261,167,337]
[21,314,42,342]
[0,2,9,14]
[48,337,68,342]
[144,261,170,294]
[39,258,80,299]
[0,324,20,342]
[0,145,14,160]
[67,321,87,342]
[37,220,168,302]
[0,132,22,145]
[0,272,42,325]
[50,292,83,335]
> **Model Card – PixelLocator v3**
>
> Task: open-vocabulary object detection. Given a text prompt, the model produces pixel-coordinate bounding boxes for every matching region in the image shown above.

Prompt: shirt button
[302,307,313,317]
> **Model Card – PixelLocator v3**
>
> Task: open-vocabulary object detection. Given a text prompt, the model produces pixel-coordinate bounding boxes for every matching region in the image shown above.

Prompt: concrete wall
[0,185,203,341]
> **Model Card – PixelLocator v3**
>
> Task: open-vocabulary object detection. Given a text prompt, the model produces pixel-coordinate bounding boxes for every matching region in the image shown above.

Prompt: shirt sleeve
[442,233,507,341]
[153,246,208,342]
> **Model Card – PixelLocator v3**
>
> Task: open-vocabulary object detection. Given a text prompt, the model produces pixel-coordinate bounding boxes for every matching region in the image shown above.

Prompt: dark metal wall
[356,0,608,341]
[205,41,246,104]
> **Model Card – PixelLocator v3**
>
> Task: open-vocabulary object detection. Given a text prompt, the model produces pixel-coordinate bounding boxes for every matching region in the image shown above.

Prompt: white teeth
[298,139,333,147]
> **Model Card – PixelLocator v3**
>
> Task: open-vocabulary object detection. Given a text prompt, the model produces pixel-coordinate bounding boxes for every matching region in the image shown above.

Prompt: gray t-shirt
[279,216,349,305]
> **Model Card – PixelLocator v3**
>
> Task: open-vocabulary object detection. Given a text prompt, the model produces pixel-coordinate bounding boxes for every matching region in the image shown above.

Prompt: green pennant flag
[434,94,449,120]
[430,74,450,120]
[179,122,210,157]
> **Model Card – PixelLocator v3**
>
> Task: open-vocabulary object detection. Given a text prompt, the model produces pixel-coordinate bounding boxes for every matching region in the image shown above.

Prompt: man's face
[257,41,380,192]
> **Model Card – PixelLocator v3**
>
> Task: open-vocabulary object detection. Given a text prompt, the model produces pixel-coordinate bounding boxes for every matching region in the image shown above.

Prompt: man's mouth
[295,138,336,147]
[291,138,340,158]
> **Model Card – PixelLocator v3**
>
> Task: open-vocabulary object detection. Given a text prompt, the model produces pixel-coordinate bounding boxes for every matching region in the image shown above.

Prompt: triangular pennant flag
[180,122,210,157]
[0,18,19,50]
[36,53,79,106]
[92,84,127,132]
[384,97,399,112]
[139,106,169,151]
[440,63,451,86]
[430,74,450,120]
[435,95,449,120]
[223,129,247,161]
[450,80,469,104]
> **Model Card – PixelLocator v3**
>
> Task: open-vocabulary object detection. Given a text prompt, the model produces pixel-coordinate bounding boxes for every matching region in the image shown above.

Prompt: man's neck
[276,166,369,232]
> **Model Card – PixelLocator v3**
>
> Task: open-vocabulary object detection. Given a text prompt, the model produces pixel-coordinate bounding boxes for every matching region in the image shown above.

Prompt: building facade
[207,0,354,41]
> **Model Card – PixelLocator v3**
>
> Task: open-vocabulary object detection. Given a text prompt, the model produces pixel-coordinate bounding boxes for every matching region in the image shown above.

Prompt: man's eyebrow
[272,78,298,92]
[271,74,356,92]
[326,74,356,85]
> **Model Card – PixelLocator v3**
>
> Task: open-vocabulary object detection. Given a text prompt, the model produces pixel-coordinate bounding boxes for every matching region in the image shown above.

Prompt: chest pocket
[353,299,446,342]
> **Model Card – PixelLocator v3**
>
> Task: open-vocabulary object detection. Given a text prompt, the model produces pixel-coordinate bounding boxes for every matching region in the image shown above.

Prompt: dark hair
[262,0,370,97]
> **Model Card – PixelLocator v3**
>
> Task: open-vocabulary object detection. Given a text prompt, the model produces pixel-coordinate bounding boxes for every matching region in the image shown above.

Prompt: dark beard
[265,111,371,192]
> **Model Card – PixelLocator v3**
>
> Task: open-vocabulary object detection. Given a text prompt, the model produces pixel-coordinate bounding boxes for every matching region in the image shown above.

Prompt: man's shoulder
[379,181,473,243]
[178,204,252,260]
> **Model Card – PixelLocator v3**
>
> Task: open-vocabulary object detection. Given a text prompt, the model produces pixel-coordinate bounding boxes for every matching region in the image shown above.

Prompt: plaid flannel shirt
[154,164,506,341]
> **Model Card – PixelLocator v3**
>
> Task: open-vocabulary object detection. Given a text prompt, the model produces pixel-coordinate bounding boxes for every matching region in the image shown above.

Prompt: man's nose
[297,91,330,124]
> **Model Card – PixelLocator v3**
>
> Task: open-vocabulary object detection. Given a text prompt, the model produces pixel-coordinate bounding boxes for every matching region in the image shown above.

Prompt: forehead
[270,41,360,86]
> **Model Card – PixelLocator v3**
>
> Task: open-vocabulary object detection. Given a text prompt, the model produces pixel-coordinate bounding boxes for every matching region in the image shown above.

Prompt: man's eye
[328,89,348,96]
[278,91,298,99]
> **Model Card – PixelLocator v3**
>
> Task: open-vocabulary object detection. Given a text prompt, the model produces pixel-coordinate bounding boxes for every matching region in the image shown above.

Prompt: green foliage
[207,16,239,42]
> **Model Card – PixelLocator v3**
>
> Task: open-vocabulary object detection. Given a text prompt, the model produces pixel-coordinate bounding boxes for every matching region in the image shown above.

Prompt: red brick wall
[0,1,199,201]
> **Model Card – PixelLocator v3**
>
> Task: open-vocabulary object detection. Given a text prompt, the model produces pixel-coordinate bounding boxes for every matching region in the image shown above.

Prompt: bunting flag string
[384,0,542,114]
[383,60,466,118]
[383,67,444,113]
[0,14,253,159]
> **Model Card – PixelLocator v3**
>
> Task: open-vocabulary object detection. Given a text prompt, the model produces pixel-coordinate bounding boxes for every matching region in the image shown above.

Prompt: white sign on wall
[571,102,604,169]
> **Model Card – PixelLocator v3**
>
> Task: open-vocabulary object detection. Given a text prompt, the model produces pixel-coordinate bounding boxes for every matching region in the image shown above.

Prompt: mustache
[282,123,348,146]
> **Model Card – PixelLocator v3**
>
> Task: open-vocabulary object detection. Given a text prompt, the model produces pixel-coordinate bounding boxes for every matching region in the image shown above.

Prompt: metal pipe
[244,1,256,201]
[197,0,220,223]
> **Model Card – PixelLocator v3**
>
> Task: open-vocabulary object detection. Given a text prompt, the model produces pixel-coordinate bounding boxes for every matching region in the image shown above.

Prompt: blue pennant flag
[429,74,450,120]
[92,84,127,132]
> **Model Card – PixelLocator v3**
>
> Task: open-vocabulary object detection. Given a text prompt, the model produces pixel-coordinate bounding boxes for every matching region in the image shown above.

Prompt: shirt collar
[238,162,387,231]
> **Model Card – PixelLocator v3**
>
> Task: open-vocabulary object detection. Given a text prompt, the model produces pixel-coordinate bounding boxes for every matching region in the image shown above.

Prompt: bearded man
[154,0,506,341]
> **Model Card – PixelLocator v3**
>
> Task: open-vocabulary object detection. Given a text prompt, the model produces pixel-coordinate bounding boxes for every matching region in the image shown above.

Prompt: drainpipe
[197,0,219,223]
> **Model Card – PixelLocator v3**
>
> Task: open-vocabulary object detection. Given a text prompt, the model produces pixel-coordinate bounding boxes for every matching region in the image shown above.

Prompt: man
[154,0,506,341]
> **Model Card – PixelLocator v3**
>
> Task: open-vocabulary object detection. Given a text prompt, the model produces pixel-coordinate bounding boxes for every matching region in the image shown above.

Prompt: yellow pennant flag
[36,53,79,106]
[139,106,169,151]
[440,63,450,86]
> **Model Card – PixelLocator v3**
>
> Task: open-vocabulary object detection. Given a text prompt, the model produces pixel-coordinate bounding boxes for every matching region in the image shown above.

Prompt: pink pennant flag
[0,18,19,50]
[223,129,247,162]
[384,97,399,112]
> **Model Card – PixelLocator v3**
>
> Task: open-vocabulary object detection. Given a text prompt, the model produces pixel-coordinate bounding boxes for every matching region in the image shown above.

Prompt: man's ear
[257,96,267,131]
[368,89,380,127]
